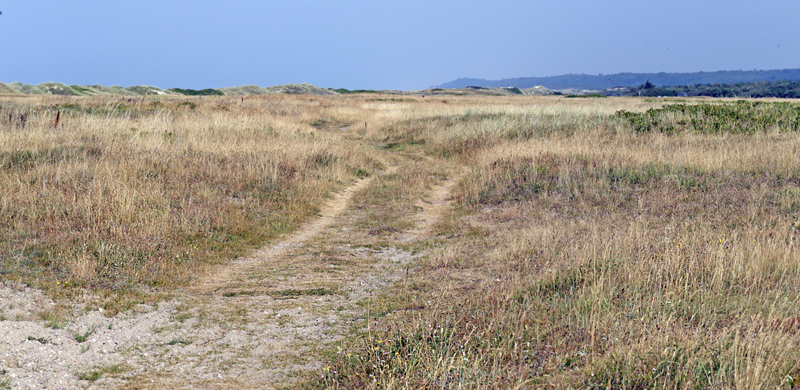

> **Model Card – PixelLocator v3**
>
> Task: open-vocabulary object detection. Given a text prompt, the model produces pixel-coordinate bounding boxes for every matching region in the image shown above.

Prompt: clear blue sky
[1,1,798,90]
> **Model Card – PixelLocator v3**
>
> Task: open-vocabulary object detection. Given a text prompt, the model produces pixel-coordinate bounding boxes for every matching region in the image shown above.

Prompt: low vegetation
[332,88,381,94]
[314,97,800,388]
[566,93,607,98]
[0,95,379,294]
[167,88,224,96]
[617,100,800,133]
[2,93,800,388]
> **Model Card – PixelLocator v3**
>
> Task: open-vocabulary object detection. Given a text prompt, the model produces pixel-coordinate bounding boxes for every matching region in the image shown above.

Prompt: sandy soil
[0,164,461,389]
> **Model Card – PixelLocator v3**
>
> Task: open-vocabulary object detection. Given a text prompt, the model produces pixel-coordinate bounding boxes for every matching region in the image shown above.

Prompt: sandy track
[1,176,378,389]
[0,161,459,389]
[191,175,375,296]
[400,168,465,242]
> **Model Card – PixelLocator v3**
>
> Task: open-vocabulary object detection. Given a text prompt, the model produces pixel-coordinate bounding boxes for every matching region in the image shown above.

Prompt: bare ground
[0,158,461,389]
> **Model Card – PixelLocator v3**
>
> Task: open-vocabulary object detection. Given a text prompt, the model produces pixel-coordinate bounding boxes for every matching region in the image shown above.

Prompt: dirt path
[191,175,376,296]
[0,159,460,389]
[400,167,465,242]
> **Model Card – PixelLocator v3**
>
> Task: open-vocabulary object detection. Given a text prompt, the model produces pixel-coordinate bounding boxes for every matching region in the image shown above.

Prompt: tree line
[620,80,800,98]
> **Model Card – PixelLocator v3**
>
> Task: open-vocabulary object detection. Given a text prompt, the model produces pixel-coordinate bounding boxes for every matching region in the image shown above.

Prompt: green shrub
[617,101,800,133]
[168,88,224,96]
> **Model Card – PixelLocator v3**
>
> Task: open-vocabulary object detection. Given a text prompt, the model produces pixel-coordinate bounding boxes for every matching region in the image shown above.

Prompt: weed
[171,312,193,323]
[73,328,94,343]
[38,308,67,329]
[271,288,336,298]
[76,364,128,382]
[222,290,256,297]
[26,336,50,344]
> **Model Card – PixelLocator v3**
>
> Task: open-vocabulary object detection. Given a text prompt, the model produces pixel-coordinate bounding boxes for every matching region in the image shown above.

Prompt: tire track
[0,157,467,389]
[400,168,465,242]
[191,175,375,295]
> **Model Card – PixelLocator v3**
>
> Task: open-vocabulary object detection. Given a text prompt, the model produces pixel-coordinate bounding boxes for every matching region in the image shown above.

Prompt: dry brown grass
[0,95,384,295]
[317,96,800,389]
[4,94,800,387]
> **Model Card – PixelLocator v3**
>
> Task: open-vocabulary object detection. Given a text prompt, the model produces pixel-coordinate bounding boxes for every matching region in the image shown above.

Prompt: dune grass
[0,95,380,298]
[316,98,800,389]
[3,94,800,387]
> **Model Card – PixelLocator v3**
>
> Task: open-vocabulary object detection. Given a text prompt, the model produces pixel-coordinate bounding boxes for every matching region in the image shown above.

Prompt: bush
[168,88,224,96]
[616,101,800,133]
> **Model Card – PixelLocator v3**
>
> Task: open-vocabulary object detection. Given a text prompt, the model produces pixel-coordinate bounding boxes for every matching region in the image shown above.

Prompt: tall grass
[4,94,800,387]
[319,98,800,389]
[0,95,380,292]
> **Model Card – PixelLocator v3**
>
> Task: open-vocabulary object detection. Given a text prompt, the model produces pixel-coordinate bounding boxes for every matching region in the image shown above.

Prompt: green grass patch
[368,98,415,102]
[616,101,800,134]
[54,102,133,116]
[168,88,224,96]
[222,290,257,297]
[502,87,524,94]
[332,88,380,94]
[73,329,94,343]
[69,85,95,95]
[26,336,51,344]
[270,288,336,298]
[565,93,607,98]
[77,364,128,382]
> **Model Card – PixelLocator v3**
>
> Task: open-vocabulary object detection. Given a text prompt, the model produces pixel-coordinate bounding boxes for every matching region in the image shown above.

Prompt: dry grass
[4,94,800,387]
[0,95,382,296]
[316,97,800,389]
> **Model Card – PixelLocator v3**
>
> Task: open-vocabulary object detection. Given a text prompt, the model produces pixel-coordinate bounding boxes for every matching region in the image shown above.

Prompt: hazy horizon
[1,1,798,90]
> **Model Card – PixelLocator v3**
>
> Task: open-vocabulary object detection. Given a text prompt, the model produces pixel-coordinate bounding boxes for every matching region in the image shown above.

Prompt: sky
[0,1,798,90]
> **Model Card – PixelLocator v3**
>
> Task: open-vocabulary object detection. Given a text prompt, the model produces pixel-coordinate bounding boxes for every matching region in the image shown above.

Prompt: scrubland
[317,97,800,389]
[1,95,387,293]
[1,94,799,388]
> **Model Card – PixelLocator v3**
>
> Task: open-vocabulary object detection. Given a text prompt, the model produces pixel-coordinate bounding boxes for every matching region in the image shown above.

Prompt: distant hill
[440,69,800,90]
[0,82,548,97]
[0,82,191,96]
[0,82,338,97]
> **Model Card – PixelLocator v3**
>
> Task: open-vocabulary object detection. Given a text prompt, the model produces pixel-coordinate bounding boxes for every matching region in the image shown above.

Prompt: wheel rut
[0,157,463,389]
[400,167,466,242]
[191,175,375,296]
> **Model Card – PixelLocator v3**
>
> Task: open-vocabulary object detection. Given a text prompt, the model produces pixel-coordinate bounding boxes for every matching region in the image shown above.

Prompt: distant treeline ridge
[441,69,800,90]
[623,79,800,98]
